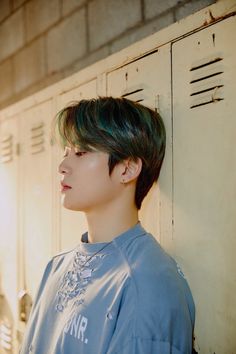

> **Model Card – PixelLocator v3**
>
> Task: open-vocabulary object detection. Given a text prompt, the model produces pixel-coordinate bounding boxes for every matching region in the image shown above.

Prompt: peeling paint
[203,9,236,27]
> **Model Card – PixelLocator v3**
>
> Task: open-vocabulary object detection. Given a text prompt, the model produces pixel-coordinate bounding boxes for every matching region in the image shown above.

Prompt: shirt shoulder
[124,232,194,312]
[119,232,195,351]
[122,231,178,279]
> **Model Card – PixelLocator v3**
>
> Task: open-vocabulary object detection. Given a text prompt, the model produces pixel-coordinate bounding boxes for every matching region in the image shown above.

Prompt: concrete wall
[0,0,215,109]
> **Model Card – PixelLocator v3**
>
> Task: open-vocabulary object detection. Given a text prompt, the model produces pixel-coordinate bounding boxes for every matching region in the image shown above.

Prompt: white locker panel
[56,80,97,252]
[57,80,97,112]
[172,17,236,353]
[0,117,19,354]
[107,47,172,243]
[19,100,54,300]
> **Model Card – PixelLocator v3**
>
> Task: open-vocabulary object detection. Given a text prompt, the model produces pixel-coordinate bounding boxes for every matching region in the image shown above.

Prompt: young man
[20,97,195,353]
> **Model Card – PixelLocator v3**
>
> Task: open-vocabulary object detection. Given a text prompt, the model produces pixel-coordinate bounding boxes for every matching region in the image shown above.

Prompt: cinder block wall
[0,0,215,109]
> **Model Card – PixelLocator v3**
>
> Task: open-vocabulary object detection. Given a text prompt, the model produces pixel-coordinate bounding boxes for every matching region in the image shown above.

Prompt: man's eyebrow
[75,145,99,152]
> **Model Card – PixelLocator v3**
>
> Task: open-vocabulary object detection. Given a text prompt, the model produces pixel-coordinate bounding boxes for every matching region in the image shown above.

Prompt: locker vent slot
[189,57,224,109]
[190,85,224,96]
[190,57,223,71]
[121,87,144,103]
[30,122,45,155]
[0,322,12,350]
[1,134,13,163]
[190,71,223,84]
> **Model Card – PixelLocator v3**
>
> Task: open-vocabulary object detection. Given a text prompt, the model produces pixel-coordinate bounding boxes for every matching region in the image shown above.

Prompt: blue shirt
[20,223,195,353]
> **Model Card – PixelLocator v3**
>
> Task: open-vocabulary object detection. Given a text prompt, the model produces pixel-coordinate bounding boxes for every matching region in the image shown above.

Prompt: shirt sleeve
[106,241,195,354]
[30,258,54,307]
[111,337,183,354]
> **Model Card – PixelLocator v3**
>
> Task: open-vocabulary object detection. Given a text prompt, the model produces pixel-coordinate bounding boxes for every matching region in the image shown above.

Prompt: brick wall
[0,0,215,109]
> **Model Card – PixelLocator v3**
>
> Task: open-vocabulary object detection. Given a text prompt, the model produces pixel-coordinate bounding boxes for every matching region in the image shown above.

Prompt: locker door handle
[18,290,32,323]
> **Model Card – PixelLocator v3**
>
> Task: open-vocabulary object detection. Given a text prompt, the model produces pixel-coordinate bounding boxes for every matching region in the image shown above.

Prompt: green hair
[54,96,166,209]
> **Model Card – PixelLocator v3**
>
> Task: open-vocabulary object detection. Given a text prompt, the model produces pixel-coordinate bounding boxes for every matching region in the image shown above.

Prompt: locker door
[55,80,97,251]
[19,100,53,302]
[0,116,19,354]
[107,46,172,243]
[172,17,236,353]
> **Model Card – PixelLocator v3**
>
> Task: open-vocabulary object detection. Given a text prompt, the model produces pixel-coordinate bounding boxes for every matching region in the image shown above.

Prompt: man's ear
[121,158,142,183]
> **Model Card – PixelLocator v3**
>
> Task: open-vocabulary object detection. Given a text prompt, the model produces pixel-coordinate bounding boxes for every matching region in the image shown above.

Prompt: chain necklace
[77,241,112,271]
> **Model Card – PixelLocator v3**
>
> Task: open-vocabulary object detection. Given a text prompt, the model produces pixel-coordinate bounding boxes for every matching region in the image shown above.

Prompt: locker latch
[18,290,32,323]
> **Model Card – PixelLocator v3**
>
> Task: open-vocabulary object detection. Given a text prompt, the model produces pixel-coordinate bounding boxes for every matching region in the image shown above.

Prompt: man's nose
[58,160,69,174]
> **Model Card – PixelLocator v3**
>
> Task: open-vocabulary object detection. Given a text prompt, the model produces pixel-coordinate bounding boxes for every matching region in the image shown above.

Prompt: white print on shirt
[176,262,186,278]
[55,251,106,312]
[64,313,89,344]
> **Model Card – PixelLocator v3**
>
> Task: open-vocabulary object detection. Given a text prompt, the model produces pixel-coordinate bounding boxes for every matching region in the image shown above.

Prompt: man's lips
[61,182,72,192]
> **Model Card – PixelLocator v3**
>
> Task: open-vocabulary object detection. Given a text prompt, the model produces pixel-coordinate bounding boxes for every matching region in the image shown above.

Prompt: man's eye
[75,151,86,156]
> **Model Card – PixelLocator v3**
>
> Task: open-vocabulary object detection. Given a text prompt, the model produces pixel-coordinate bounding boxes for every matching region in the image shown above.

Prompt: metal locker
[56,80,97,251]
[106,46,172,244]
[0,116,19,354]
[18,100,54,307]
[172,16,236,353]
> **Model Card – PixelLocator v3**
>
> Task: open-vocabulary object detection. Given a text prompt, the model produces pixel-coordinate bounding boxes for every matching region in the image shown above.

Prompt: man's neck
[85,203,139,243]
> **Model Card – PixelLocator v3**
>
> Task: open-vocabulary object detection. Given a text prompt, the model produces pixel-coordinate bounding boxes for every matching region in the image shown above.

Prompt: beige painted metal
[19,100,54,300]
[172,16,236,353]
[0,117,19,353]
[15,99,55,350]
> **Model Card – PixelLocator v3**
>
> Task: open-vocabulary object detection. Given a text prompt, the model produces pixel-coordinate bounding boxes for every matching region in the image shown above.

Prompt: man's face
[58,146,122,212]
